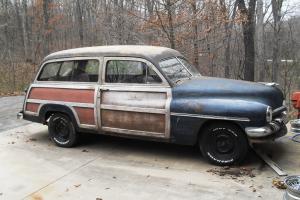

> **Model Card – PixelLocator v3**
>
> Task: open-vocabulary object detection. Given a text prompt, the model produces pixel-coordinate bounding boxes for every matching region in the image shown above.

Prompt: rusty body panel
[29,87,94,104]
[99,87,170,138]
[25,103,40,113]
[101,110,165,133]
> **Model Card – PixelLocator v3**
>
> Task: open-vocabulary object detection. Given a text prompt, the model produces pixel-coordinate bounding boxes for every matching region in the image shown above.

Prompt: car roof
[43,45,182,64]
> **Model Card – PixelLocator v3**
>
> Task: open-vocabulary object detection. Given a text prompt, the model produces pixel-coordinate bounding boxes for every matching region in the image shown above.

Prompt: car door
[98,57,171,139]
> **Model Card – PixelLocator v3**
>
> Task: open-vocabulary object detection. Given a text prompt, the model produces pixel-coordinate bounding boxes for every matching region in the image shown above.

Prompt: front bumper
[245,112,288,138]
[290,119,300,134]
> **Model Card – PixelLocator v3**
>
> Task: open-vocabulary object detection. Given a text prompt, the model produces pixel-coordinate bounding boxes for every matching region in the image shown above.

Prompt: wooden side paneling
[25,103,40,113]
[73,107,95,125]
[29,88,94,103]
[101,110,165,133]
[102,91,166,109]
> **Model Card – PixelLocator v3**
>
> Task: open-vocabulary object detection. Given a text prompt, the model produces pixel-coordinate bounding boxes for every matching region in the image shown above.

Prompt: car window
[58,61,74,81]
[38,59,99,82]
[38,62,61,81]
[105,60,162,84]
[71,60,99,82]
[177,57,200,76]
[159,58,191,83]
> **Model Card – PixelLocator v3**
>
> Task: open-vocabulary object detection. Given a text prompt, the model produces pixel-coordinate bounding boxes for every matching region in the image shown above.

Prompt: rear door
[98,57,171,139]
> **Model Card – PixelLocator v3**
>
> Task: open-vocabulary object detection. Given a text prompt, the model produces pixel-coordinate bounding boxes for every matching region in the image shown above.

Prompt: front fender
[169,98,269,145]
[171,98,268,126]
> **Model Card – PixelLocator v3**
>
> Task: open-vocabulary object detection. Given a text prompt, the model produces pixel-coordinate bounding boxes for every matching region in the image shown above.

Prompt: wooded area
[0,0,299,106]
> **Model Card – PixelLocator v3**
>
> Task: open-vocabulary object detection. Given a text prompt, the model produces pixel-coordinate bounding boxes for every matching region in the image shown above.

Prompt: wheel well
[39,104,77,127]
[45,111,68,122]
[197,120,245,142]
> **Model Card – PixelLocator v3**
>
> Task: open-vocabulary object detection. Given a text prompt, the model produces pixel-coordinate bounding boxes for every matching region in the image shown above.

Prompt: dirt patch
[207,166,256,178]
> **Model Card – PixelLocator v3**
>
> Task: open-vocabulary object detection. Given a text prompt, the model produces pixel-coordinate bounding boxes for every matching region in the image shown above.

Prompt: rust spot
[28,88,94,103]
[31,194,43,200]
[73,107,95,125]
[102,110,165,133]
[26,103,40,113]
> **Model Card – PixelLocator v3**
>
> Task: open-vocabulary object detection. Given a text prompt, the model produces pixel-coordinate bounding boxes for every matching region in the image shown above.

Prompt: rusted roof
[44,45,182,64]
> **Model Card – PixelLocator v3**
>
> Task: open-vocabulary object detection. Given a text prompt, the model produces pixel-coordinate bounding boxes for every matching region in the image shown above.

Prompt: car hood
[172,76,284,109]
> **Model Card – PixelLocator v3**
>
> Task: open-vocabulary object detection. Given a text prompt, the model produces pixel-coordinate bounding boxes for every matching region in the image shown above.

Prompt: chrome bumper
[245,112,288,138]
[291,119,300,134]
[17,111,23,120]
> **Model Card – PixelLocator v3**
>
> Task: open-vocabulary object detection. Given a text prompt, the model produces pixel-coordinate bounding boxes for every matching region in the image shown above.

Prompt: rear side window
[37,59,99,82]
[38,62,61,81]
[105,60,162,84]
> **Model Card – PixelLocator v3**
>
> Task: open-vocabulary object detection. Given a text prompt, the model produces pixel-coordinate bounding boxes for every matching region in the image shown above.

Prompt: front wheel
[199,122,248,166]
[48,113,78,147]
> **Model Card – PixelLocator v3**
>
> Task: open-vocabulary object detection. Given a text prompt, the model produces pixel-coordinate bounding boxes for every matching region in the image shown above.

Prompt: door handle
[99,88,110,91]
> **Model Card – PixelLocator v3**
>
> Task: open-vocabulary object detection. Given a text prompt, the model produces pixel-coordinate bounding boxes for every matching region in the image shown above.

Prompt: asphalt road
[0,95,31,132]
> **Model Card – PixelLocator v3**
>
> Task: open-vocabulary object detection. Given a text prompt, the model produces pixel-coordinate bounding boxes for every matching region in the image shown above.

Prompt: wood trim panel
[101,110,165,133]
[28,87,94,103]
[73,107,95,125]
[25,103,40,113]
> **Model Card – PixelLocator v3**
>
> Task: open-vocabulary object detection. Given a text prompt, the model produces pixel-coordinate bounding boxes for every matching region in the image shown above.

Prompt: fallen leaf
[113,176,116,179]
[82,149,89,152]
[29,138,37,141]
[272,179,286,189]
[74,184,81,188]
[96,198,102,200]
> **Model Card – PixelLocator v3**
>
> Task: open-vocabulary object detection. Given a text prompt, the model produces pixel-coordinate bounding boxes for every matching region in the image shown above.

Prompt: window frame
[102,57,169,87]
[34,57,102,84]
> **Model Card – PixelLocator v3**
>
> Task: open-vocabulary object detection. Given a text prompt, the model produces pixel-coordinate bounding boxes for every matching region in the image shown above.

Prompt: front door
[99,57,171,139]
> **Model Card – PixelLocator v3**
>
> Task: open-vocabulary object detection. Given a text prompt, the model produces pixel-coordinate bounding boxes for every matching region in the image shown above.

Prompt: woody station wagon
[18,45,288,165]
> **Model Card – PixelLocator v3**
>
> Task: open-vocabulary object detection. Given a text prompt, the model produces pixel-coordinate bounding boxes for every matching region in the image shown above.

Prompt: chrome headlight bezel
[266,106,273,123]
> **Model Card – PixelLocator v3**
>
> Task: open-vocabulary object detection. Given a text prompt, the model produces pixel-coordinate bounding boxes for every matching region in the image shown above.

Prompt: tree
[237,0,256,81]
[271,0,284,82]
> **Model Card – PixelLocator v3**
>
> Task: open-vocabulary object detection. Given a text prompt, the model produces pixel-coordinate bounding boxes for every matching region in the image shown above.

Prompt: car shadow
[29,128,262,167]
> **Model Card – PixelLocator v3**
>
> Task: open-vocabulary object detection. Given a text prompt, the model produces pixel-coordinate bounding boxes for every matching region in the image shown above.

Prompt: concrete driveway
[0,96,30,132]
[0,122,299,200]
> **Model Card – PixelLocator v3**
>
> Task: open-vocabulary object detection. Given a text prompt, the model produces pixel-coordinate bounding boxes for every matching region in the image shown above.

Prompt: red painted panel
[26,103,40,113]
[29,88,94,103]
[74,107,95,125]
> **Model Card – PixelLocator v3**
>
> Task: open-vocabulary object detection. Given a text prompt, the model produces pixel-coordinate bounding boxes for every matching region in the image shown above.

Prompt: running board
[251,146,288,176]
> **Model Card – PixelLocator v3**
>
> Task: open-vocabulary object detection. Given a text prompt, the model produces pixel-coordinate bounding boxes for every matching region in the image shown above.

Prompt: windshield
[159,57,200,83]
[177,57,200,76]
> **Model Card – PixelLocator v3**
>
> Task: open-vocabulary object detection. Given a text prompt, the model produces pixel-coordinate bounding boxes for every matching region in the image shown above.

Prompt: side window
[58,61,74,81]
[38,62,61,81]
[38,59,99,82]
[71,60,99,82]
[105,60,162,84]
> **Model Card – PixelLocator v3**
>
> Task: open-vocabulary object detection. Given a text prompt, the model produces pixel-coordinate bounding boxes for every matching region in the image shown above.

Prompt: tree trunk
[190,0,199,68]
[42,0,50,56]
[256,0,265,81]
[271,0,283,83]
[22,0,29,61]
[165,0,175,49]
[76,0,84,46]
[237,0,256,81]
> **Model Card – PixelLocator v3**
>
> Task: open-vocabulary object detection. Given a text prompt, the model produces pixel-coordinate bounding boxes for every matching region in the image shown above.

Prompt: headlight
[266,106,273,122]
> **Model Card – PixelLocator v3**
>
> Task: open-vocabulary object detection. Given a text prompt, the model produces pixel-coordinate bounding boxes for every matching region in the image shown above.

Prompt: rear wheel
[48,113,78,147]
[199,122,248,166]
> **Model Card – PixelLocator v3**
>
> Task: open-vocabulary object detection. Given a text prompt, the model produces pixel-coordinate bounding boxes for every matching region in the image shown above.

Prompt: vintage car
[18,45,288,165]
